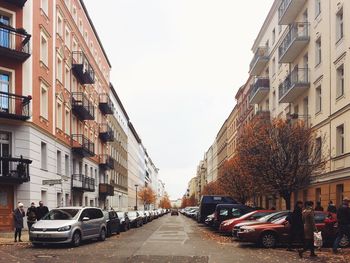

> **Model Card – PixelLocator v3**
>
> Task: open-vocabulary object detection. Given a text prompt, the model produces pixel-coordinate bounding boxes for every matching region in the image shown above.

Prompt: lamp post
[135,184,139,211]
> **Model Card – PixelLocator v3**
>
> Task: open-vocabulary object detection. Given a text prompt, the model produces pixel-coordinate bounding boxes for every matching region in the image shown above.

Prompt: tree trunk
[283,194,291,210]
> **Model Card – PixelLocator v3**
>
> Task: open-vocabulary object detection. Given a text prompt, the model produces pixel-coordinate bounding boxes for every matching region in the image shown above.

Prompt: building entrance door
[0,184,14,231]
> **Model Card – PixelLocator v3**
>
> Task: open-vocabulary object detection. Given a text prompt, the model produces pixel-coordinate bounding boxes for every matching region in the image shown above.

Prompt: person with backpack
[26,202,37,230]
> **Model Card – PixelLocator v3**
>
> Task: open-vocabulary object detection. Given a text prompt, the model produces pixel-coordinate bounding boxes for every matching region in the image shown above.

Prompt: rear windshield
[42,209,79,220]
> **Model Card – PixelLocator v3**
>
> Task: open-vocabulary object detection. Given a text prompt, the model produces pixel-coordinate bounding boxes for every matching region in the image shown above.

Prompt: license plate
[37,234,51,238]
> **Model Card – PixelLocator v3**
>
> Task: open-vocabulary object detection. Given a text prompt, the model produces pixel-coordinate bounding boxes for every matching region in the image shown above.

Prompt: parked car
[205,213,215,226]
[197,195,237,223]
[145,211,152,222]
[29,207,107,247]
[128,211,143,228]
[138,211,148,224]
[103,210,120,237]
[232,211,290,238]
[237,211,344,248]
[171,209,179,216]
[186,207,199,218]
[219,210,274,235]
[117,212,130,232]
[212,204,255,228]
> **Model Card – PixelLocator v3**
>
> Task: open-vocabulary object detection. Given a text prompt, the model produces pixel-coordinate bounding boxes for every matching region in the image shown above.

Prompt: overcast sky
[84,0,274,199]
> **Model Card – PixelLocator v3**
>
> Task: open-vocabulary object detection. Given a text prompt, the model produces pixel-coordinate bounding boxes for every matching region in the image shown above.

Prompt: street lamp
[135,184,139,210]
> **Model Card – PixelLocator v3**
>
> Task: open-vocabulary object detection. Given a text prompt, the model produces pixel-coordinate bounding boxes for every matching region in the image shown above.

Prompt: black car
[197,195,237,223]
[212,204,255,228]
[171,209,179,216]
[128,211,143,228]
[138,211,148,224]
[103,210,121,237]
[145,211,152,222]
[117,211,130,232]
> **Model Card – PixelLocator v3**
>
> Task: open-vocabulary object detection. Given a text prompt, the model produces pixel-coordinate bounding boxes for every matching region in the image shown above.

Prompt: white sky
[84,0,274,199]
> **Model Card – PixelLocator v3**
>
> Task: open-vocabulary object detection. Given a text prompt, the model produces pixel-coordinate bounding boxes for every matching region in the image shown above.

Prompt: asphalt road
[0,214,345,263]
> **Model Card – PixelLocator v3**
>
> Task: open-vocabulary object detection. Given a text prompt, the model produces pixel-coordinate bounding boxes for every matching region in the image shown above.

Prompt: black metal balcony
[0,23,31,62]
[0,156,32,184]
[249,78,270,105]
[99,154,115,170]
[72,174,95,192]
[71,92,95,120]
[278,0,307,25]
[99,94,114,115]
[72,51,95,84]
[99,123,114,143]
[279,68,310,103]
[99,183,114,197]
[249,46,269,76]
[71,135,95,157]
[0,92,31,121]
[3,0,28,7]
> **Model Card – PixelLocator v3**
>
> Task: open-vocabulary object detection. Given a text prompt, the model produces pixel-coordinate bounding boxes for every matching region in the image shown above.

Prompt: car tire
[339,234,349,248]
[71,231,81,247]
[260,232,277,248]
[123,223,128,232]
[99,228,106,241]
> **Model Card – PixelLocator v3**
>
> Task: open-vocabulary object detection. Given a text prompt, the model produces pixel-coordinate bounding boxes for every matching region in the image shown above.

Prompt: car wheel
[339,234,349,248]
[99,228,106,241]
[72,231,81,247]
[260,232,277,248]
[123,223,128,232]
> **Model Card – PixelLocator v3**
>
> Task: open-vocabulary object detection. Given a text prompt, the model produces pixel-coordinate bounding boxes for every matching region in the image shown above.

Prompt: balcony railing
[279,22,309,63]
[278,0,307,25]
[0,156,32,184]
[99,183,114,197]
[72,51,95,84]
[99,154,115,170]
[71,134,95,157]
[286,113,311,128]
[0,23,31,62]
[72,174,95,192]
[249,78,270,105]
[71,92,95,120]
[99,94,114,115]
[0,92,31,121]
[3,0,28,7]
[99,123,114,142]
[279,68,310,103]
[249,46,269,76]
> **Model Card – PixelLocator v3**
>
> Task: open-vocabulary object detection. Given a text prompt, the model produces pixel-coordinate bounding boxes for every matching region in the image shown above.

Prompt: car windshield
[42,209,79,220]
[271,216,287,224]
[257,212,283,222]
[117,212,124,218]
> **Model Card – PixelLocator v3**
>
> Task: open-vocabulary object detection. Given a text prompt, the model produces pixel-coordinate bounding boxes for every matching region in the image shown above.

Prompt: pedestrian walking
[327,201,337,214]
[298,201,317,258]
[26,202,37,230]
[13,202,25,242]
[286,201,304,251]
[333,197,350,254]
[314,201,324,212]
[36,201,49,221]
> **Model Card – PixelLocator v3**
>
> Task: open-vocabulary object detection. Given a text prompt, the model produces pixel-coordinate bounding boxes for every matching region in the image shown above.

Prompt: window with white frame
[65,108,70,134]
[72,6,77,23]
[272,57,276,76]
[40,32,49,66]
[79,19,83,33]
[315,37,322,66]
[65,66,70,91]
[272,91,276,110]
[72,76,77,92]
[57,54,63,82]
[336,8,344,42]
[315,0,321,18]
[336,64,344,98]
[65,26,71,48]
[57,12,63,37]
[64,154,69,176]
[315,85,322,113]
[72,38,78,52]
[57,150,62,174]
[336,124,344,156]
[40,82,49,119]
[272,28,276,45]
[41,142,47,170]
[41,0,49,16]
[56,100,63,129]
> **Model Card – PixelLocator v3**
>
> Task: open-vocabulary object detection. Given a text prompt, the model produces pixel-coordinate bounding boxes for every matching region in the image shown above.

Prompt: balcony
[286,113,311,128]
[279,22,309,63]
[71,92,95,120]
[3,0,28,7]
[0,156,32,184]
[252,110,271,123]
[0,23,31,62]
[72,174,95,192]
[278,0,307,25]
[279,68,310,103]
[99,94,114,115]
[71,135,95,157]
[99,154,115,170]
[72,51,95,85]
[0,92,31,121]
[99,123,114,143]
[99,183,114,197]
[249,78,270,105]
[249,46,269,76]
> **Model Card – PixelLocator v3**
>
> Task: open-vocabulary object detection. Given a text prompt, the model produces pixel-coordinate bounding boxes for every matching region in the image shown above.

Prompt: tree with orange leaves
[202,181,225,196]
[159,193,172,209]
[138,186,157,208]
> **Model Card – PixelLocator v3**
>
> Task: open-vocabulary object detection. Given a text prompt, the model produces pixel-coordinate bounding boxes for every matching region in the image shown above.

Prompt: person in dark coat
[333,197,350,253]
[314,201,324,212]
[327,201,337,214]
[36,201,49,221]
[13,202,25,242]
[286,201,304,251]
[26,202,37,230]
[298,201,317,258]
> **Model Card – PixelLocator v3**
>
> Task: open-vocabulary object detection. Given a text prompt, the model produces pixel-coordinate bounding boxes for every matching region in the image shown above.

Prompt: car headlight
[241,228,255,233]
[57,225,71,232]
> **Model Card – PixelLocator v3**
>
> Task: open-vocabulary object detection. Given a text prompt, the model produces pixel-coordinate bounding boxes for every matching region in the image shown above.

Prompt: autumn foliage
[138,186,157,206]
[159,193,172,209]
[181,194,198,208]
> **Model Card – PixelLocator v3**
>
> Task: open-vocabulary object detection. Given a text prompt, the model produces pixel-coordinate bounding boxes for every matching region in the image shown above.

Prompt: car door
[109,211,117,233]
[91,209,103,236]
[80,209,94,238]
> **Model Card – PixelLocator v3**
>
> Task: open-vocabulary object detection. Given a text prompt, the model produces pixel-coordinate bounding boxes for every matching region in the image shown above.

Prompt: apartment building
[216,119,228,177]
[226,106,238,160]
[248,0,350,209]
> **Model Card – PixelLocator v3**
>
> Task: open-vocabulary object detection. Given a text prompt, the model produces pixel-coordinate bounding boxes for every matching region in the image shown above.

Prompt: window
[40,82,48,119]
[65,26,71,48]
[41,0,49,16]
[315,85,322,113]
[79,19,83,33]
[315,137,322,162]
[56,100,62,129]
[72,6,77,23]
[336,64,344,98]
[41,142,47,170]
[65,154,69,176]
[336,9,344,42]
[57,55,63,82]
[272,28,276,45]
[57,13,63,37]
[72,38,77,52]
[315,0,321,18]
[271,57,276,76]
[40,32,48,66]
[57,150,62,174]
[65,109,70,134]
[65,67,70,91]
[272,91,276,110]
[315,37,322,66]
[336,124,344,156]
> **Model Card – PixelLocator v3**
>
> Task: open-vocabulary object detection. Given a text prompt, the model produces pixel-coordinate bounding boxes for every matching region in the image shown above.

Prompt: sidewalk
[0,231,30,245]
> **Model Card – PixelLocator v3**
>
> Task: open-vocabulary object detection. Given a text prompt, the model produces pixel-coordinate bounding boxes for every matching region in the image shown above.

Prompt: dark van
[197,195,237,223]
[213,204,254,228]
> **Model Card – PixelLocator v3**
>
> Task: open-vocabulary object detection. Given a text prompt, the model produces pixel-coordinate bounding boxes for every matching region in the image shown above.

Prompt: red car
[219,210,274,235]
[237,211,346,248]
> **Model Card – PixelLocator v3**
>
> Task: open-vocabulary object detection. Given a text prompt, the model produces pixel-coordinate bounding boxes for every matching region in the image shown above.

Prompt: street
[1,214,347,263]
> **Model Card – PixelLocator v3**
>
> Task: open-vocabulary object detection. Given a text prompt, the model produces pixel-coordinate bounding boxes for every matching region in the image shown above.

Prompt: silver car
[29,207,107,247]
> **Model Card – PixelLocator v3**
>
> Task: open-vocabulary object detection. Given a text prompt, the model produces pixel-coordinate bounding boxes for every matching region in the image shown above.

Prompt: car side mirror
[82,217,90,222]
